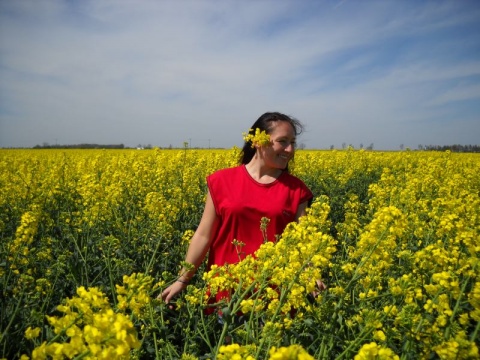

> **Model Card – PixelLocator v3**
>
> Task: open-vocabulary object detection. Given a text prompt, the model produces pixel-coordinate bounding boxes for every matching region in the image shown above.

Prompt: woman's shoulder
[279,171,311,189]
[280,171,305,183]
[208,165,243,180]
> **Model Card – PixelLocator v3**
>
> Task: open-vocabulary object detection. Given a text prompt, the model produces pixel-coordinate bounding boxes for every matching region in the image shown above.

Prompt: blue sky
[1,0,479,149]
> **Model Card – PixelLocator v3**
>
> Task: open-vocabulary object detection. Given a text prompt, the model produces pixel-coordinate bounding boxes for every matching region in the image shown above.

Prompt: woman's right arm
[159,190,218,303]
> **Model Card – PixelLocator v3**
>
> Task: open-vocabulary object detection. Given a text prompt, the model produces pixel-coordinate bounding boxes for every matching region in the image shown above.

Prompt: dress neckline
[242,164,284,186]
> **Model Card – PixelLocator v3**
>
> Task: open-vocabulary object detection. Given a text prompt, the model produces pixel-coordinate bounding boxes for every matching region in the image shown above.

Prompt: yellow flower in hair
[243,128,271,147]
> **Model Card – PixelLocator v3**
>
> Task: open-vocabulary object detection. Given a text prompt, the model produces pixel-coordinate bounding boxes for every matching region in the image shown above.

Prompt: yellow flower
[243,128,271,148]
[373,330,386,342]
[269,344,314,359]
[354,342,399,360]
[29,284,140,358]
[217,343,256,359]
[181,354,199,360]
[25,326,41,340]
[182,229,195,245]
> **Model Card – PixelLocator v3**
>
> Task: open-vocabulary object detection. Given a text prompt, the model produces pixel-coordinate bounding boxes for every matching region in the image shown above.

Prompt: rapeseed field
[1,148,478,359]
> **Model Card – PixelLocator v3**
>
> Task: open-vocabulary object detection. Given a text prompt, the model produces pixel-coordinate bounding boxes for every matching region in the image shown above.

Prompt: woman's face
[259,121,296,170]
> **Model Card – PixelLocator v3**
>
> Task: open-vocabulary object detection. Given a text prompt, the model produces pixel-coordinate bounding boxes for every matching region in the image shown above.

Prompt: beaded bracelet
[177,279,189,284]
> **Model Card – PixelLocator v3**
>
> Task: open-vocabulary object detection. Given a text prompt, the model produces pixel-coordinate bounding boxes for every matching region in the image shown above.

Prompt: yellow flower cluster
[354,342,399,360]
[242,128,271,148]
[432,330,479,359]
[217,343,256,360]
[351,205,407,275]
[268,344,315,360]
[116,273,158,317]
[8,206,41,271]
[469,281,480,322]
[217,343,314,360]
[24,327,41,340]
[24,286,140,359]
[203,197,336,319]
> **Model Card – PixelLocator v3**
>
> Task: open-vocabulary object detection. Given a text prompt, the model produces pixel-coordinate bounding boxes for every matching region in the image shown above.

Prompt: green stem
[72,350,92,360]
[105,241,116,307]
[152,332,160,360]
[0,293,24,347]
[70,231,89,287]
[214,278,265,356]
[254,285,292,359]
[470,319,480,343]
[147,304,161,360]
[198,302,214,353]
[445,276,470,340]
[402,317,425,355]
[335,325,373,360]
[144,234,164,275]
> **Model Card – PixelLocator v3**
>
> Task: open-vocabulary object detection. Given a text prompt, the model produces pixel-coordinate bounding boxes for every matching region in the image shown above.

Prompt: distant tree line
[418,144,480,153]
[33,143,125,149]
[25,143,480,152]
[329,143,479,153]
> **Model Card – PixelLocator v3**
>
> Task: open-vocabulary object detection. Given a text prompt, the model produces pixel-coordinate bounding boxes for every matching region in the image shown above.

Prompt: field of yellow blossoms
[0,148,479,359]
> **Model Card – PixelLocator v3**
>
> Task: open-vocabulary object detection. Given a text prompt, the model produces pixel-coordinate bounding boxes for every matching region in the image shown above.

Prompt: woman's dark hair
[239,112,304,166]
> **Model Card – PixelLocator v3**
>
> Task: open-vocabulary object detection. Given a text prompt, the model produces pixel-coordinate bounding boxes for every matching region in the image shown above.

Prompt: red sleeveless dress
[207,165,312,269]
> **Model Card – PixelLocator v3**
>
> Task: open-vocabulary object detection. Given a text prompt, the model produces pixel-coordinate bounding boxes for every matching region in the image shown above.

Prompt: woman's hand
[312,279,326,298]
[159,281,188,304]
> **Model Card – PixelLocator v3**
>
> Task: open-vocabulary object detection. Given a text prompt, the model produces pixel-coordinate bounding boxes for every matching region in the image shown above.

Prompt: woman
[160,112,313,304]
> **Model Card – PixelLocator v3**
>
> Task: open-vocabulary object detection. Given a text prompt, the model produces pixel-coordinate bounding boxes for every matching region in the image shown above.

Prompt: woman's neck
[244,159,282,184]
